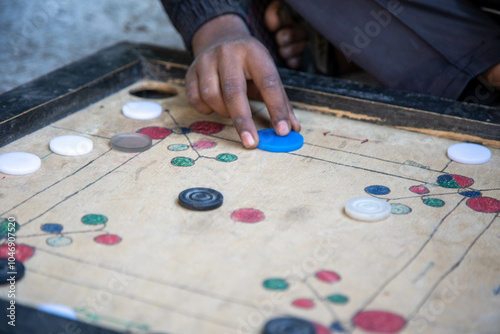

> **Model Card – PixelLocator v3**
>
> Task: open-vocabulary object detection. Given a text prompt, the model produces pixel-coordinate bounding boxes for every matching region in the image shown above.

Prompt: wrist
[192,14,251,56]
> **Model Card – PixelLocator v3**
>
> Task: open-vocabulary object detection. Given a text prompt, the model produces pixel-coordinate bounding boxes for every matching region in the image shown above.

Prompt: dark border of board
[1,41,500,149]
[0,42,499,334]
[0,298,124,334]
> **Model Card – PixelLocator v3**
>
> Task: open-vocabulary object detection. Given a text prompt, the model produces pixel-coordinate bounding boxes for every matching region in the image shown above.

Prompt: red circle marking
[189,121,225,135]
[409,185,429,194]
[137,127,172,139]
[353,310,406,333]
[291,298,315,309]
[451,174,474,188]
[193,139,217,149]
[466,197,500,213]
[313,323,330,334]
[315,270,341,283]
[0,244,35,262]
[231,208,265,223]
[94,234,122,245]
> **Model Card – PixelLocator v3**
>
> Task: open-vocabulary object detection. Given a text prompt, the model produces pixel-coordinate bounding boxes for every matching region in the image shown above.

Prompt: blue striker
[257,128,304,153]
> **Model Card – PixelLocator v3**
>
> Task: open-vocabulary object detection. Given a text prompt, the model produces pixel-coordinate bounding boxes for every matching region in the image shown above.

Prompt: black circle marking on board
[263,317,316,334]
[0,259,25,284]
[178,188,223,211]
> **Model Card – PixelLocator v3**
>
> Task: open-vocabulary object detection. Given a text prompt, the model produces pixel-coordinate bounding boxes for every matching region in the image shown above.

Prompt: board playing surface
[1,77,499,334]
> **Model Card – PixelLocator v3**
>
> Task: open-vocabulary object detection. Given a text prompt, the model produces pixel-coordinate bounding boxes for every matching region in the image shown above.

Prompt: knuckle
[233,116,248,128]
[222,80,244,102]
[187,92,209,115]
[200,86,218,104]
[186,90,200,106]
[259,73,281,91]
[271,105,290,119]
[216,42,238,60]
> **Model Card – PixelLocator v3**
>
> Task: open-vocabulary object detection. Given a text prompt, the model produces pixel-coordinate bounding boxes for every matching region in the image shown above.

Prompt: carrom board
[0,43,499,334]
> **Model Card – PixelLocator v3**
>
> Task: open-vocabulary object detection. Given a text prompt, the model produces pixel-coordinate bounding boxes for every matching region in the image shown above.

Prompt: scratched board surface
[0,81,499,334]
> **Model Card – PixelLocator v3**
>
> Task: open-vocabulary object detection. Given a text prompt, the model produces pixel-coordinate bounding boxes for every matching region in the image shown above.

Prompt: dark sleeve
[160,0,247,51]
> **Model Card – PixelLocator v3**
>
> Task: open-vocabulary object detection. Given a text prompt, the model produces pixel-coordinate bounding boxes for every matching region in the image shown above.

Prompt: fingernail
[241,131,255,148]
[276,120,290,136]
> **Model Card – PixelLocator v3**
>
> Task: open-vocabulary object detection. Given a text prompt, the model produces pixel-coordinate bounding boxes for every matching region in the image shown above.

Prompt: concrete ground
[0,0,185,94]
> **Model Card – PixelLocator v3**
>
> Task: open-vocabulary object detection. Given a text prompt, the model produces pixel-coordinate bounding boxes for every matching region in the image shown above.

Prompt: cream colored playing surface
[1,81,499,334]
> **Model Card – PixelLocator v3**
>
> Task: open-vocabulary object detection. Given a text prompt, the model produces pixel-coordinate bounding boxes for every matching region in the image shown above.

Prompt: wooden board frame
[1,42,499,150]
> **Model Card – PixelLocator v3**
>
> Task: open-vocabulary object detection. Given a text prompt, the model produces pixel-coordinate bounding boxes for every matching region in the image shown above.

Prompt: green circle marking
[171,156,194,167]
[262,278,289,291]
[81,214,108,225]
[216,153,238,162]
[391,203,412,215]
[0,219,20,235]
[423,198,445,207]
[168,144,189,151]
[326,294,349,304]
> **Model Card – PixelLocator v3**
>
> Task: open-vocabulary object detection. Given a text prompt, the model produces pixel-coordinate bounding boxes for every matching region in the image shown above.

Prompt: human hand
[187,14,301,148]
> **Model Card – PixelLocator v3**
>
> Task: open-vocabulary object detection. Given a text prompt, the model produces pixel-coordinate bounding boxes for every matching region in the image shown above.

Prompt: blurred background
[0,0,185,94]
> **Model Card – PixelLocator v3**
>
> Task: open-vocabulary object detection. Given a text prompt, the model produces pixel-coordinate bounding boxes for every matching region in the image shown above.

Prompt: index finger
[246,46,301,136]
[218,57,259,149]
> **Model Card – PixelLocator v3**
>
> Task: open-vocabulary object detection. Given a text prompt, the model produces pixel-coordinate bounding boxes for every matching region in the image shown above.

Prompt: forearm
[192,14,251,56]
[160,0,248,51]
